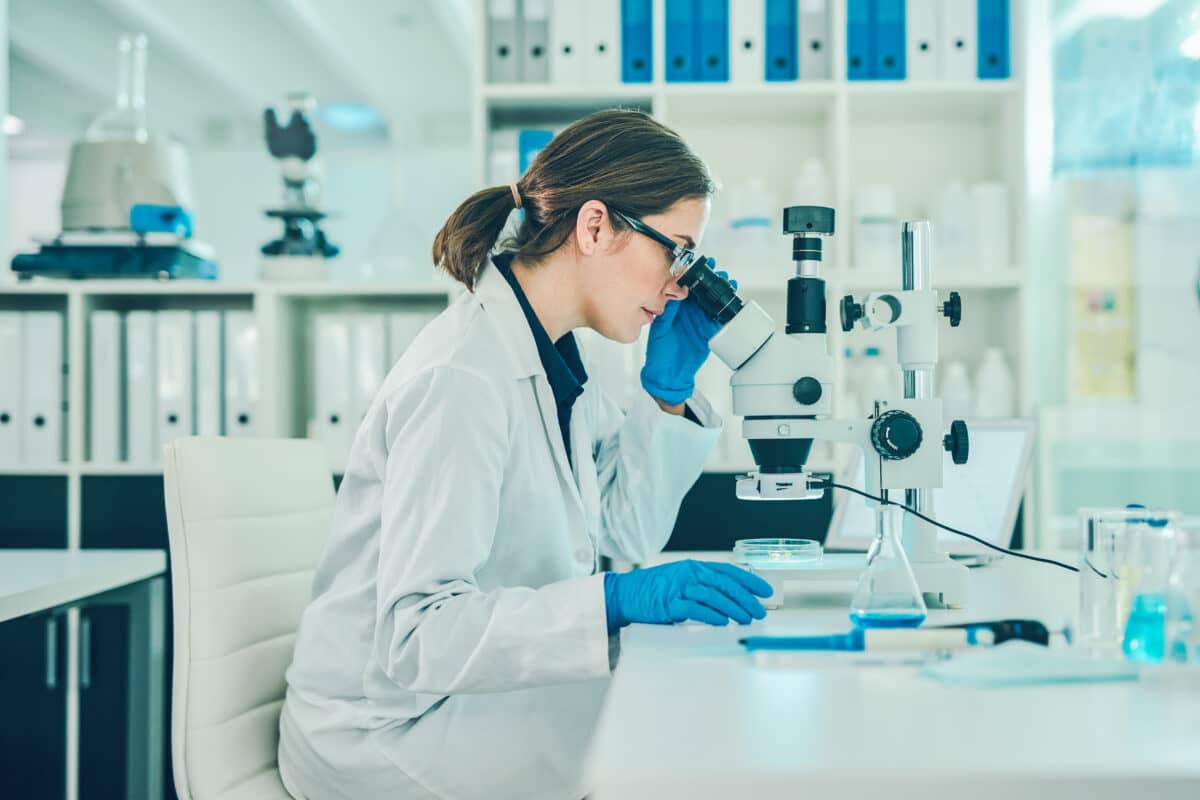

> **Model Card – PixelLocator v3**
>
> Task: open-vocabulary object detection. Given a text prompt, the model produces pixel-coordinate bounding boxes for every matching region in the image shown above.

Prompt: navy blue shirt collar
[492,253,587,413]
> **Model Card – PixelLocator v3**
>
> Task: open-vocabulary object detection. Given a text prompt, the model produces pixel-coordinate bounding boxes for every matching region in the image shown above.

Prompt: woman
[278,109,772,800]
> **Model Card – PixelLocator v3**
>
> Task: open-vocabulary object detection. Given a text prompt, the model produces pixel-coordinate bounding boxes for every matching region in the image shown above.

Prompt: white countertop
[0,549,167,623]
[586,551,1200,799]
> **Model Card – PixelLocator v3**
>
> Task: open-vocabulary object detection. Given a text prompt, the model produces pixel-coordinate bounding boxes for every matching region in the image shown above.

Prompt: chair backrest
[163,437,333,800]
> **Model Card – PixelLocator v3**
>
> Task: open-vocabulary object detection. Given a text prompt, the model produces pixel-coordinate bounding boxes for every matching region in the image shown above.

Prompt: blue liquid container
[851,611,926,629]
[1123,593,1167,663]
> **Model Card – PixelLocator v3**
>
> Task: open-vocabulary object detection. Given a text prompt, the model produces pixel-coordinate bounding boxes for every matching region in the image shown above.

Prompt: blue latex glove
[640,263,738,405]
[603,560,773,633]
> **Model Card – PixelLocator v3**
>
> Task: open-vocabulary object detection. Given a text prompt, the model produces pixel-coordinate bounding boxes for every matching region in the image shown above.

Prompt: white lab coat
[278,261,721,800]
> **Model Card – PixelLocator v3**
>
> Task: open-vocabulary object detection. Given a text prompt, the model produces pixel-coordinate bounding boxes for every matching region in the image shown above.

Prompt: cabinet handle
[80,614,92,690]
[44,616,58,690]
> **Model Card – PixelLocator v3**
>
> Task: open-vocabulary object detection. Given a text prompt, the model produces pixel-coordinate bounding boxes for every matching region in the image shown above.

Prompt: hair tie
[509,182,522,210]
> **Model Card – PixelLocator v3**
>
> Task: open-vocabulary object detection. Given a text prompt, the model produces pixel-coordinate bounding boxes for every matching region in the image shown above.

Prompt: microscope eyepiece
[677,256,743,324]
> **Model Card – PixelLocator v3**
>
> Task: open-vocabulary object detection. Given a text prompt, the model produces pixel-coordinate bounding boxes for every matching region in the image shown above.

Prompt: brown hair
[432,109,715,289]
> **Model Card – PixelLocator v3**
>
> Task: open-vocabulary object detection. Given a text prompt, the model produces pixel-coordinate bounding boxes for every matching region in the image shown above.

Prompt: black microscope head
[782,206,836,237]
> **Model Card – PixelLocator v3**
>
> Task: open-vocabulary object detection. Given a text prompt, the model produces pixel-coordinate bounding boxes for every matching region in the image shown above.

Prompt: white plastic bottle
[970,182,1010,272]
[853,185,898,272]
[728,177,778,283]
[939,360,974,420]
[973,348,1015,418]
[932,179,974,270]
[837,346,860,418]
[860,347,899,410]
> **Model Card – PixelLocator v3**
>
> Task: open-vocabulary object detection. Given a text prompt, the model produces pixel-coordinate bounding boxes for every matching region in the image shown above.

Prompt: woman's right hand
[603,560,773,633]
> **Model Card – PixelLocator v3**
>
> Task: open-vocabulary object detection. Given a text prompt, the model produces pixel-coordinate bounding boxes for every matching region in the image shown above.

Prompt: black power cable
[825,481,1080,574]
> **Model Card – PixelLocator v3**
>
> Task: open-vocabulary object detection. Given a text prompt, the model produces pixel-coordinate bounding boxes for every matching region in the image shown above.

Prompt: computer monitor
[823,418,1036,557]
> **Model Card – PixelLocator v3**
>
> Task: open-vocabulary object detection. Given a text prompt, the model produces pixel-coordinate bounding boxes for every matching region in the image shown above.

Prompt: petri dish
[733,538,823,569]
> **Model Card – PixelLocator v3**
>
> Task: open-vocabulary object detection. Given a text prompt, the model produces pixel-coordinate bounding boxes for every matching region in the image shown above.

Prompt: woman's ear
[574,200,612,256]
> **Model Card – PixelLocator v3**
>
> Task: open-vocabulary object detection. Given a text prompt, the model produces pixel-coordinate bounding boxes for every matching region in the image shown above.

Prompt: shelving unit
[0,277,457,543]
[472,0,1031,482]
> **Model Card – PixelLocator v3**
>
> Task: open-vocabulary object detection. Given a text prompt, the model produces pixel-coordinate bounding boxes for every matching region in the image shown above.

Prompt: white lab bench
[0,549,167,800]
[586,551,1200,800]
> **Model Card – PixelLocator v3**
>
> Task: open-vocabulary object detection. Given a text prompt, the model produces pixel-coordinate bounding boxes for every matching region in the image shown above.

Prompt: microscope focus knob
[871,410,923,461]
[792,377,823,406]
[840,295,865,332]
[942,291,963,327]
[944,420,970,465]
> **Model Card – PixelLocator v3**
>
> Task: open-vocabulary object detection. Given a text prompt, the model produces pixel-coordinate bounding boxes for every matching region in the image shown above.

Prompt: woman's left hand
[639,262,737,406]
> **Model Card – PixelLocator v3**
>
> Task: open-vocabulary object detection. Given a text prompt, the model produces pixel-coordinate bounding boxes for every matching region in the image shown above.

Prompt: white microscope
[678,206,972,609]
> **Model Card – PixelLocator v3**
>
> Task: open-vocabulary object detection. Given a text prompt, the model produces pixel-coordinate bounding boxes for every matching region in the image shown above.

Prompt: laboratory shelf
[846,80,1019,121]
[0,280,71,296]
[77,464,165,477]
[271,282,456,299]
[483,84,655,112]
[0,465,72,477]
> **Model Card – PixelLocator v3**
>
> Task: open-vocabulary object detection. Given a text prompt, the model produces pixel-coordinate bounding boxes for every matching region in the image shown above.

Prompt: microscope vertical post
[900,221,940,562]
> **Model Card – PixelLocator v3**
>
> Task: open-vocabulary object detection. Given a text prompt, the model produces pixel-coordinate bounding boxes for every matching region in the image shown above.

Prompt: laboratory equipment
[849,505,928,627]
[973,348,1015,418]
[1121,511,1179,663]
[10,34,217,281]
[260,92,340,280]
[852,185,898,271]
[741,625,996,652]
[733,538,822,567]
[938,360,974,420]
[1166,530,1200,664]
[825,419,1035,561]
[1077,506,1180,658]
[683,205,971,608]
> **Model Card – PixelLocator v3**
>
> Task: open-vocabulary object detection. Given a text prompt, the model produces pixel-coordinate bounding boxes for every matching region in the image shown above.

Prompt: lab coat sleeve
[592,387,721,564]
[375,366,612,695]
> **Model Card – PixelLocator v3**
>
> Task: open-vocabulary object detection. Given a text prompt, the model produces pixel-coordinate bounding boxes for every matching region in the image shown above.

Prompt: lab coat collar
[472,259,546,381]
[472,257,587,519]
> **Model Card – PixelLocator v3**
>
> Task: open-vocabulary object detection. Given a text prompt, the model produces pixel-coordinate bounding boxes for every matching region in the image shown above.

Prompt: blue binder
[765,0,798,82]
[665,0,697,81]
[518,129,554,175]
[696,0,729,82]
[873,0,906,80]
[847,0,873,80]
[977,0,1010,79]
[621,0,654,83]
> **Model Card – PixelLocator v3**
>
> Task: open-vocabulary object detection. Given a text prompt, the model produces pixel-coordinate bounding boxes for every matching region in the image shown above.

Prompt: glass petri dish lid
[733,538,823,568]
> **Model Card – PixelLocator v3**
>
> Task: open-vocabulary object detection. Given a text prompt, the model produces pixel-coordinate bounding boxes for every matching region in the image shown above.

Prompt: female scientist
[278,109,772,800]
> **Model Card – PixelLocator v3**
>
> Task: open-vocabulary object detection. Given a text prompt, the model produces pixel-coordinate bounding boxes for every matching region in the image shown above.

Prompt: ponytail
[432,185,518,290]
[433,109,714,290]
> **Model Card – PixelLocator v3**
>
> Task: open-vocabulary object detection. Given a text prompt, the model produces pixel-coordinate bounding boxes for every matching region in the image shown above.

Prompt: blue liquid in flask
[851,611,927,629]
[1123,593,1167,663]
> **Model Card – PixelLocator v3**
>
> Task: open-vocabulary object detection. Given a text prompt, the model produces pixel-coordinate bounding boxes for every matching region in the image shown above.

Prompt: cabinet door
[80,476,177,800]
[0,613,68,800]
[0,477,69,800]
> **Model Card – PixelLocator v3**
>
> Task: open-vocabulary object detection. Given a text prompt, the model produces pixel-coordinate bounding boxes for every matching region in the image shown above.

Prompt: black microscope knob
[943,420,970,465]
[840,295,865,332]
[792,377,823,406]
[871,410,923,460]
[942,291,963,327]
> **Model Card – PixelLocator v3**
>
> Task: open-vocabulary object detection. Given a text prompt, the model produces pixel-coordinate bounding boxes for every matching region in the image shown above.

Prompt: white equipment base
[746,553,970,609]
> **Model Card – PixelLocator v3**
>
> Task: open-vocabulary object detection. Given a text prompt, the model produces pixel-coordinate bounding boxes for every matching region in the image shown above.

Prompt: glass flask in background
[1120,508,1179,663]
[1166,529,1199,664]
[849,504,927,628]
[86,33,149,143]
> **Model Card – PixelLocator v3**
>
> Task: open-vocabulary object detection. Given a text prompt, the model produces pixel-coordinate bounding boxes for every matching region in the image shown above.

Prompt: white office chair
[163,437,333,800]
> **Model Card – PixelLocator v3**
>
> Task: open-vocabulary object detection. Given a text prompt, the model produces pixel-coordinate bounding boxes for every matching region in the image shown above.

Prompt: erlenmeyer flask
[849,505,927,628]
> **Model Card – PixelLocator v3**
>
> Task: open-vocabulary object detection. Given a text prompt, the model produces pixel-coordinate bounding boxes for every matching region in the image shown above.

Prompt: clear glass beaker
[1166,529,1200,665]
[1077,507,1180,658]
[849,505,927,628]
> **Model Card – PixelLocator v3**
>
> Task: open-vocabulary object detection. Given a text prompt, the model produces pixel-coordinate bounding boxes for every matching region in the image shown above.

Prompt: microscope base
[910,557,970,609]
